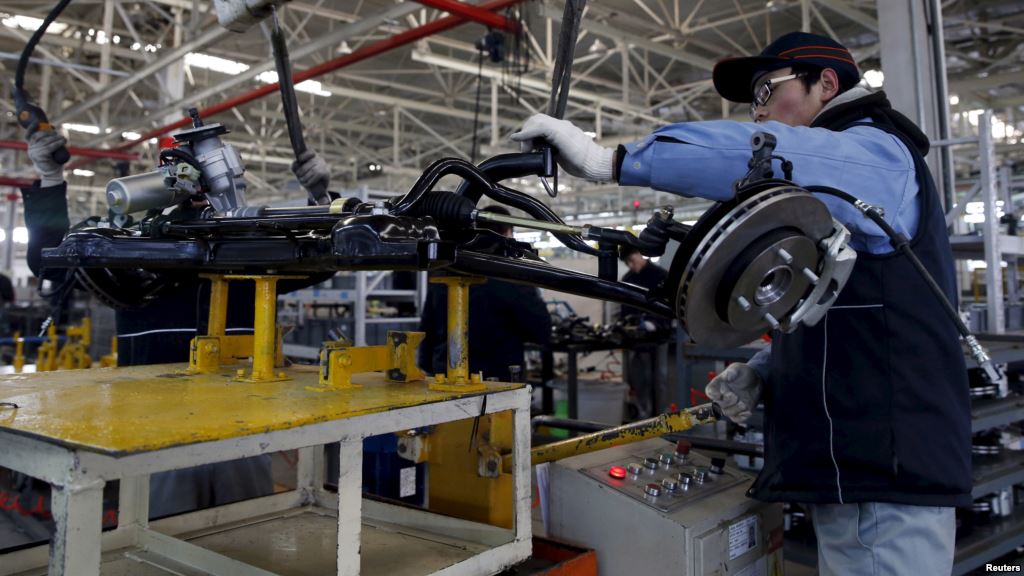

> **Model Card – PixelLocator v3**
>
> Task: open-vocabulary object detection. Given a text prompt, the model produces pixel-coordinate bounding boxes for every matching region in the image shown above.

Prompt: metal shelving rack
[945,111,1024,573]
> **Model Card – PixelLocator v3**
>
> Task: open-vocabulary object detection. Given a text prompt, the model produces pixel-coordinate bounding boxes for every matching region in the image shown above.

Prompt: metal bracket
[315,330,426,390]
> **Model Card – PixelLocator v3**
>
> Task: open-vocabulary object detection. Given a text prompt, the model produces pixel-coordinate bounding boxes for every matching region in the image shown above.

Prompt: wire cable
[15,0,73,91]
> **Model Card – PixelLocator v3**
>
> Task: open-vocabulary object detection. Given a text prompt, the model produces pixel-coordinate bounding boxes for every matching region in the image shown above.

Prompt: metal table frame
[0,387,532,576]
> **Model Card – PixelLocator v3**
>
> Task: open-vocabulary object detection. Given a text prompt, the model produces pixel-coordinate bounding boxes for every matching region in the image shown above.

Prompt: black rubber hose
[159,147,203,173]
[15,0,73,91]
[453,249,672,316]
[455,151,549,202]
[391,157,599,255]
[159,147,209,191]
[806,185,972,339]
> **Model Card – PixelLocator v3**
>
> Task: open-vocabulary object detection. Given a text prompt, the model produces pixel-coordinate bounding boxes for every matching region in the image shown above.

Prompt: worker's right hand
[706,363,763,426]
[510,114,614,182]
[291,149,330,194]
[27,130,68,188]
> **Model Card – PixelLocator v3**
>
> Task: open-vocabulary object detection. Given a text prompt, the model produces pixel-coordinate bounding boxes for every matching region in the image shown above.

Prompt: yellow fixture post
[251,276,279,381]
[12,332,23,373]
[99,336,118,368]
[205,274,229,336]
[430,275,485,392]
[36,323,58,372]
[188,274,299,380]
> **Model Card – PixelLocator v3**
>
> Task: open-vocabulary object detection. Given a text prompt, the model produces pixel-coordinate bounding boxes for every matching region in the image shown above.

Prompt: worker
[419,205,552,383]
[618,245,670,417]
[21,129,332,518]
[512,31,968,576]
[620,245,668,298]
[0,273,14,306]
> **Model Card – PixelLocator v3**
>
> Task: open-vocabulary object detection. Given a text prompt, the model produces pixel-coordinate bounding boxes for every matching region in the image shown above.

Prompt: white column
[980,111,1004,334]
[876,0,951,205]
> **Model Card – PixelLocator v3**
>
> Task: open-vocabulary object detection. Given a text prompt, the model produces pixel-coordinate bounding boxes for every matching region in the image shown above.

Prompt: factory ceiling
[0,0,1021,219]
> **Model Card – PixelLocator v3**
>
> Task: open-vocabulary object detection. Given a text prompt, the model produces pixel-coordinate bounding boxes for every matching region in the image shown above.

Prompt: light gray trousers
[809,502,955,576]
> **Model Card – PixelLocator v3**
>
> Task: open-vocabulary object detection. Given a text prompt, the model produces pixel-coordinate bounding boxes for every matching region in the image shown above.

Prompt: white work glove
[27,130,68,188]
[705,363,763,426]
[291,149,330,194]
[510,113,615,182]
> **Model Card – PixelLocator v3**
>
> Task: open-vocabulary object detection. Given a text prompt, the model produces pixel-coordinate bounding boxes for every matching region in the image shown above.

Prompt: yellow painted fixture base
[187,274,297,382]
[430,372,486,393]
[427,411,515,528]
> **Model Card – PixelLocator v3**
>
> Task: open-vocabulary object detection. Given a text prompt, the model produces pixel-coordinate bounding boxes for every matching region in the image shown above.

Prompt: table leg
[336,439,364,576]
[49,479,105,576]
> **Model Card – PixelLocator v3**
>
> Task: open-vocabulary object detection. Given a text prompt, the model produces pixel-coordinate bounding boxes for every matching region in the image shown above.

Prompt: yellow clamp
[316,331,425,390]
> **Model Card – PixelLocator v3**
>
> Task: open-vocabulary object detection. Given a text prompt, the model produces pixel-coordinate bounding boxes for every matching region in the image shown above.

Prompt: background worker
[618,245,670,417]
[511,31,969,576]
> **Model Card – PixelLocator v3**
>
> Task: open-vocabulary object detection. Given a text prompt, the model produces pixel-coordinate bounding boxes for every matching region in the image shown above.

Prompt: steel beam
[541,4,715,71]
[816,0,879,32]
[77,0,528,163]
[80,1,425,149]
[411,51,663,123]
[55,25,232,123]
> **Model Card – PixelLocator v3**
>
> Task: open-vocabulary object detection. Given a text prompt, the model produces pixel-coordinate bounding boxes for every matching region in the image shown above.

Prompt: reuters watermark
[987,565,1022,572]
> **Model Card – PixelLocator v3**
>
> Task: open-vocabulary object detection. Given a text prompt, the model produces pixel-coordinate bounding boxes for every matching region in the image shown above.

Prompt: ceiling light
[1,14,67,34]
[185,52,250,75]
[256,71,331,97]
[64,123,101,134]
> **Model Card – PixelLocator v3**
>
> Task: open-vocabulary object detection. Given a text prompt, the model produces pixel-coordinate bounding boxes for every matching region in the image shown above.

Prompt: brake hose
[806,184,1003,385]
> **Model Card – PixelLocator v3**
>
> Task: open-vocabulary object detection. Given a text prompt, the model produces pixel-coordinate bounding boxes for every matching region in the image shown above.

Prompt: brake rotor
[676,185,836,348]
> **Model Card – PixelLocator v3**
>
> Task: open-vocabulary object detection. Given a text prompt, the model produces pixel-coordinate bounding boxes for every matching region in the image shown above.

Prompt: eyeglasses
[749,73,805,119]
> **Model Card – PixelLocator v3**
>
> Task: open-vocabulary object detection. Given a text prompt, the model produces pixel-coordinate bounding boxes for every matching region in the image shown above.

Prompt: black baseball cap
[712,32,860,103]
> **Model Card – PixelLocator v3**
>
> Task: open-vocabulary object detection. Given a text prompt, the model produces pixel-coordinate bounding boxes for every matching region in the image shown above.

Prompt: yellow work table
[0,365,532,576]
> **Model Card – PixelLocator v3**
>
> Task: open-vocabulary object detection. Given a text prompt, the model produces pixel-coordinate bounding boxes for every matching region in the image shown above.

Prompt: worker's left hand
[706,363,762,425]
[291,150,330,194]
[510,114,614,182]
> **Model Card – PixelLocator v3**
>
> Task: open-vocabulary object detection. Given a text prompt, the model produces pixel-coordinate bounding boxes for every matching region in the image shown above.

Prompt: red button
[676,440,692,455]
[608,466,627,479]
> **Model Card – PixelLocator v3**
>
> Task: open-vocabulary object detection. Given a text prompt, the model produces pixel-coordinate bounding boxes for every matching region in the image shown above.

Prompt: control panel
[581,439,747,513]
[548,437,784,576]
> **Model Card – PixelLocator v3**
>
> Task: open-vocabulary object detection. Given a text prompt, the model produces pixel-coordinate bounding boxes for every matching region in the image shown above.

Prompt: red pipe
[0,140,139,161]
[98,0,526,157]
[0,176,34,189]
[413,0,520,32]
